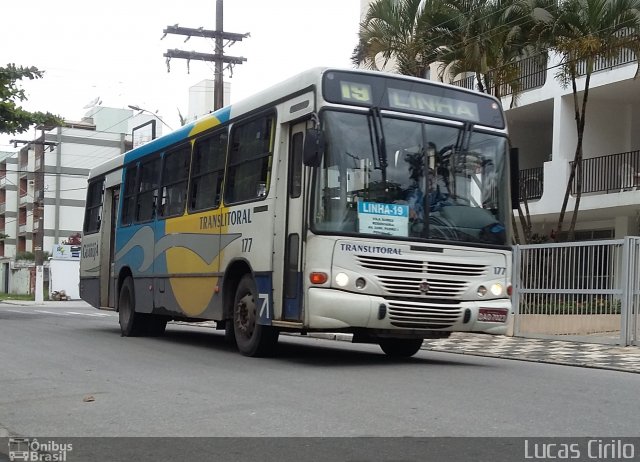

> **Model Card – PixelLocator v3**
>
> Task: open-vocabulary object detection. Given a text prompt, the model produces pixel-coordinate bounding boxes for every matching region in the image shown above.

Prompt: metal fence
[571,149,640,194]
[512,238,640,346]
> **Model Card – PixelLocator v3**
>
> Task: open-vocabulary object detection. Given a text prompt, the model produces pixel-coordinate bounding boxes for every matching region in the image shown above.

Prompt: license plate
[478,308,508,323]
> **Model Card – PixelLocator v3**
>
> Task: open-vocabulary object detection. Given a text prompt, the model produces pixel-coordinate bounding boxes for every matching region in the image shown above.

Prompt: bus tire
[233,275,279,357]
[379,338,423,357]
[118,277,144,337]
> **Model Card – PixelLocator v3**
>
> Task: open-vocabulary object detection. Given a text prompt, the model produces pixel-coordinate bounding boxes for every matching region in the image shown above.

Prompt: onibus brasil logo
[8,438,72,461]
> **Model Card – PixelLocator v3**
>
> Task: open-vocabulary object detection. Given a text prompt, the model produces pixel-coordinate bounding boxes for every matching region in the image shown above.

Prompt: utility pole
[163,0,248,110]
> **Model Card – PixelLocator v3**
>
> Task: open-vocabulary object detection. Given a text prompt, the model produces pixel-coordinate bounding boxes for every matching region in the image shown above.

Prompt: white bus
[80,68,517,357]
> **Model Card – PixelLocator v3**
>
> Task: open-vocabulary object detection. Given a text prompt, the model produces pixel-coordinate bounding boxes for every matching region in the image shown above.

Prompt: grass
[0,293,35,301]
[0,293,50,301]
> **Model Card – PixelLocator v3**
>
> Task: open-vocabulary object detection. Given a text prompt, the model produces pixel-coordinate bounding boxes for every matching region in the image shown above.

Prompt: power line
[162,0,248,110]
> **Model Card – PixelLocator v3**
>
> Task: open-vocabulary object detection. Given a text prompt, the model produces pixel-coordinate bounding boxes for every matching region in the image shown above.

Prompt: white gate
[512,237,640,346]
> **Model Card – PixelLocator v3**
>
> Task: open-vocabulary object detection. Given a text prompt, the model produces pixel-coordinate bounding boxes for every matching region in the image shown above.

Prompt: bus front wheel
[378,338,424,357]
[118,277,145,337]
[233,275,279,357]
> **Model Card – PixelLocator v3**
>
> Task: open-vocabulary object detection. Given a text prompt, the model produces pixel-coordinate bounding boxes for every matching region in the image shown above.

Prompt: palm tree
[436,0,543,101]
[353,0,451,77]
[534,0,640,240]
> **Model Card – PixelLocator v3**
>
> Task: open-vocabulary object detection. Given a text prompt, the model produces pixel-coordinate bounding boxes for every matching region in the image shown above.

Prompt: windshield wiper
[369,107,388,184]
[456,121,474,154]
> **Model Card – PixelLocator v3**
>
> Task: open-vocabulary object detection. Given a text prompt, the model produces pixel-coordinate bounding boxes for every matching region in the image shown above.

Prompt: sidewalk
[316,332,640,373]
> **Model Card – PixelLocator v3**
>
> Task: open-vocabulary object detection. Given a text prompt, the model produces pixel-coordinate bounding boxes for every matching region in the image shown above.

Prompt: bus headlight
[335,272,349,287]
[477,285,487,297]
[490,283,504,296]
[355,278,366,289]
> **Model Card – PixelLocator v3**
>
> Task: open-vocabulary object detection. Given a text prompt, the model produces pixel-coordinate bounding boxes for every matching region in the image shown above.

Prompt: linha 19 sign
[357,201,409,237]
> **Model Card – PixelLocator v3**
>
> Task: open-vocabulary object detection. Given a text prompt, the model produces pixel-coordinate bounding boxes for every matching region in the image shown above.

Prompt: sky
[1,0,362,149]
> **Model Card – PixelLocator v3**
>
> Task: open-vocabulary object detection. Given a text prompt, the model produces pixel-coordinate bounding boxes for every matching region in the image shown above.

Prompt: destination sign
[387,88,479,121]
[357,201,409,237]
[323,70,505,129]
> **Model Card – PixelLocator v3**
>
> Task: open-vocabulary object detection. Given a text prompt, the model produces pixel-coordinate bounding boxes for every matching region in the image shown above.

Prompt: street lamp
[127,105,174,131]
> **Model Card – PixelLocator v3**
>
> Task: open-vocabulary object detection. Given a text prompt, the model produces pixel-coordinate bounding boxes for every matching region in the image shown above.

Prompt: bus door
[102,185,119,308]
[281,122,306,321]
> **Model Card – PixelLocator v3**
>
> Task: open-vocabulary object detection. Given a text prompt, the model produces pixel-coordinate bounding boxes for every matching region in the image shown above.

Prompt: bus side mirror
[303,128,324,167]
[510,147,520,209]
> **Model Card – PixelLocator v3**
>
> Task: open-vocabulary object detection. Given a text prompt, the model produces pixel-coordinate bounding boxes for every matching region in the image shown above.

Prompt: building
[0,106,157,294]
[187,79,231,123]
[359,0,640,241]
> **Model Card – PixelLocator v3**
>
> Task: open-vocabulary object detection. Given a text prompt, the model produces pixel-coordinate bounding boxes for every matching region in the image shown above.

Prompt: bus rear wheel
[118,277,145,337]
[233,275,279,357]
[379,338,424,357]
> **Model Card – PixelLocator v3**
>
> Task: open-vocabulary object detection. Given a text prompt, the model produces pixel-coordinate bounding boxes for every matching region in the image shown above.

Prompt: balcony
[571,150,640,194]
[519,151,640,204]
[19,193,30,205]
[451,56,547,95]
[519,167,544,202]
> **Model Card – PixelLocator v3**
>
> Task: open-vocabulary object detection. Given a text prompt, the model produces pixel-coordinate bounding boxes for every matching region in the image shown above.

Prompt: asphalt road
[1,301,639,439]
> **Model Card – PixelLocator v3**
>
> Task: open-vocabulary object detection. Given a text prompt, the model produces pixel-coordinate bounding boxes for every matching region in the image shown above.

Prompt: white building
[359,0,640,240]
[187,79,231,123]
[0,107,143,293]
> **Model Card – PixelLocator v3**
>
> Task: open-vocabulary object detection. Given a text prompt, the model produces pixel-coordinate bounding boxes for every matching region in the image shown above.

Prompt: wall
[632,105,640,150]
[9,265,32,295]
[49,259,80,299]
[85,107,131,135]
[581,101,630,158]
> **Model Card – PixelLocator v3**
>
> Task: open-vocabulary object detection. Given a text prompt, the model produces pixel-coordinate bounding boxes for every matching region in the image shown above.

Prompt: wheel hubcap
[235,292,255,338]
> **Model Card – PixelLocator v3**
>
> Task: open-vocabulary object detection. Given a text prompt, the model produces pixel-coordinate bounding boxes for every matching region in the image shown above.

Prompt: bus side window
[224,114,274,204]
[121,166,137,226]
[83,179,104,234]
[136,157,160,222]
[190,130,227,212]
[289,132,303,198]
[159,145,190,218]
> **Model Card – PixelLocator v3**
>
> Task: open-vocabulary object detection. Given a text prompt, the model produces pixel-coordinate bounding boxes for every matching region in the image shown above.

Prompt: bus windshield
[311,110,509,246]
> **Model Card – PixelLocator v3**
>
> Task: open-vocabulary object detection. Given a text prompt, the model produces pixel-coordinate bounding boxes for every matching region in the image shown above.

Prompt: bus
[80,67,518,357]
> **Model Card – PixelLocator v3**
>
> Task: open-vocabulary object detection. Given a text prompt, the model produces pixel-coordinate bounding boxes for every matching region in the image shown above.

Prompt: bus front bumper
[306,288,510,335]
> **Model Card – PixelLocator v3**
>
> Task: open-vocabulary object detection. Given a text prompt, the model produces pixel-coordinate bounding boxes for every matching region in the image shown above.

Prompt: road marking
[65,311,111,317]
[67,311,109,318]
[34,310,69,316]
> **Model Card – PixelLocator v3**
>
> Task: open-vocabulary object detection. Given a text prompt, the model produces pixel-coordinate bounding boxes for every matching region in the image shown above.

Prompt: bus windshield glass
[311,110,509,246]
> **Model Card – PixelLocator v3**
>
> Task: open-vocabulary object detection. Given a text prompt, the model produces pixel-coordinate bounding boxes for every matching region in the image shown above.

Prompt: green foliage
[0,292,35,301]
[0,63,64,135]
[15,251,35,261]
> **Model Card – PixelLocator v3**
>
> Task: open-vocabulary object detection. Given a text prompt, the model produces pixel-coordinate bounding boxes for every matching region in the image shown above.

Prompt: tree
[353,0,451,77]
[0,63,63,135]
[435,0,545,102]
[533,0,640,240]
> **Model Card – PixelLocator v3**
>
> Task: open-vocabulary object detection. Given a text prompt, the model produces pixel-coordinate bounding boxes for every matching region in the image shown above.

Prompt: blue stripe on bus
[123,106,232,164]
